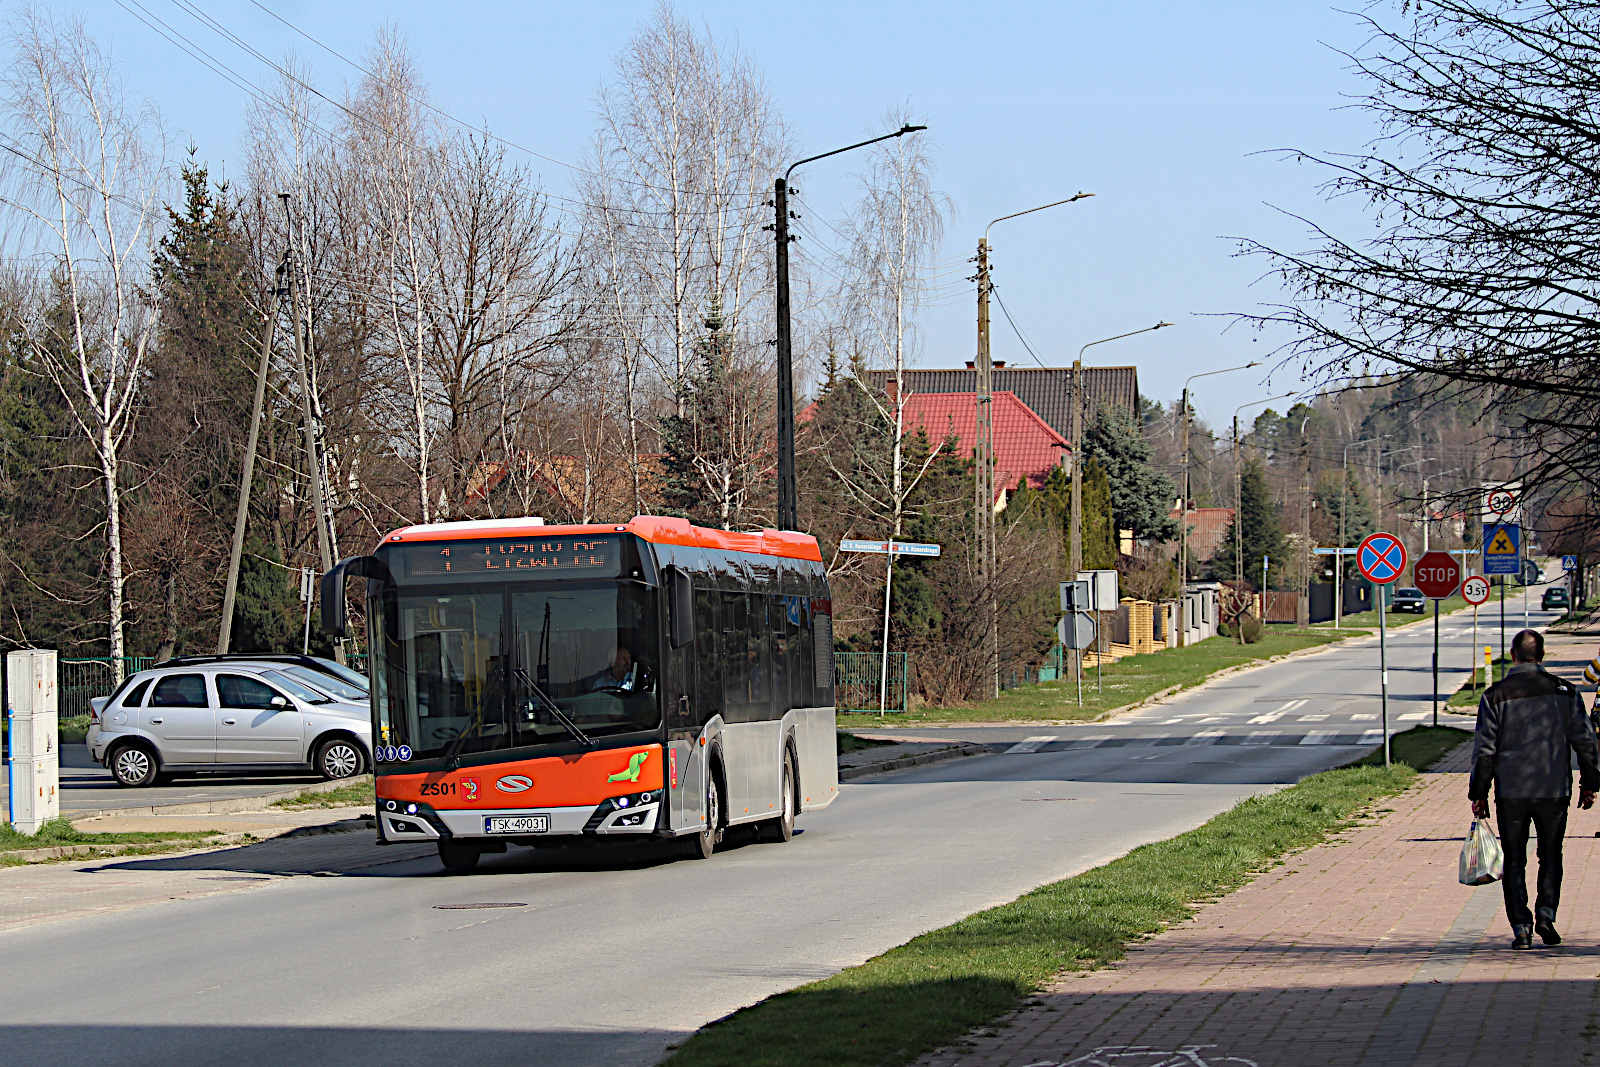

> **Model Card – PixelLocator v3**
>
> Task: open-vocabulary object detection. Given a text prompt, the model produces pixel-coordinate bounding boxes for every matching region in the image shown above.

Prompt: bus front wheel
[685,770,722,860]
[437,840,480,871]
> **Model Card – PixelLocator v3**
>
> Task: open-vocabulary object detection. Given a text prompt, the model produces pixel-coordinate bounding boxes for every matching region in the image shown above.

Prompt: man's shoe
[1512,925,1534,949]
[1536,918,1563,946]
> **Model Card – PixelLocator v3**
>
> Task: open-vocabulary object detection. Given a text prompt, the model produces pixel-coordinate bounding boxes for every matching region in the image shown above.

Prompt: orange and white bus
[321,515,838,870]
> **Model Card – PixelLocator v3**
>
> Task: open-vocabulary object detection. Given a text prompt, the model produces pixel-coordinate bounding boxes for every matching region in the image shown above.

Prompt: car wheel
[437,840,480,871]
[315,737,364,780]
[684,766,723,860]
[110,742,159,787]
[762,749,797,844]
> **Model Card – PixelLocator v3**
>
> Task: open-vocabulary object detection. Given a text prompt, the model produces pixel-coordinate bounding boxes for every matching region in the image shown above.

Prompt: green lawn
[838,629,1356,727]
[271,779,375,809]
[663,761,1418,1067]
[1,816,224,865]
[1346,725,1471,770]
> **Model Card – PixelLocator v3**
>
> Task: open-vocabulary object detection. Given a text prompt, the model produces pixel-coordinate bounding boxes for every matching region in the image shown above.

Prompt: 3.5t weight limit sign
[1461,575,1491,605]
[1413,551,1461,600]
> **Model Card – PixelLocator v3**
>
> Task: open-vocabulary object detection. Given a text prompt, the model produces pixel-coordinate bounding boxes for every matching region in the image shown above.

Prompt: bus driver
[584,646,639,692]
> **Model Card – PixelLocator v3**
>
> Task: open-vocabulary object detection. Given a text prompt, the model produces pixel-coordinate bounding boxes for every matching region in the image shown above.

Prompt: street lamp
[972,193,1094,698]
[1335,435,1389,628]
[1231,394,1296,588]
[1177,362,1260,591]
[1067,323,1173,576]
[773,124,927,532]
[1421,467,1462,552]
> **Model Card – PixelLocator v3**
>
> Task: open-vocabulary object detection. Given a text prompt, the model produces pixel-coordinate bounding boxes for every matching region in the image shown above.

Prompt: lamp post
[1231,394,1296,589]
[973,193,1094,698]
[1068,323,1172,578]
[1335,435,1388,628]
[1177,362,1260,644]
[1421,467,1461,552]
[774,124,926,532]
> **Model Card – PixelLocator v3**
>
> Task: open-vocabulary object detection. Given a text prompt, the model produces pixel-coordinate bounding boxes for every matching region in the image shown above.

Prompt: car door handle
[221,718,236,725]
[148,717,163,724]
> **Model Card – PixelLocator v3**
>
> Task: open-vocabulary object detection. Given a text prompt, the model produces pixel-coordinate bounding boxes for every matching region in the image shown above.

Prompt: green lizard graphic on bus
[607,751,649,783]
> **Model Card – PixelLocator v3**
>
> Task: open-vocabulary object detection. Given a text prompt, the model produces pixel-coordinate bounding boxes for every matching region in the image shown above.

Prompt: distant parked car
[86,655,371,787]
[1543,587,1571,611]
[1391,587,1428,614]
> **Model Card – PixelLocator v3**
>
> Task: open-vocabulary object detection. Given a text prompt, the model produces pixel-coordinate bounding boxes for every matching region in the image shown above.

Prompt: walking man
[1470,628,1600,949]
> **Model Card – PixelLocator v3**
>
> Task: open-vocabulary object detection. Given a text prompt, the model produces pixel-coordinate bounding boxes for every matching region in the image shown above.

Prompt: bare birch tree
[0,8,167,672]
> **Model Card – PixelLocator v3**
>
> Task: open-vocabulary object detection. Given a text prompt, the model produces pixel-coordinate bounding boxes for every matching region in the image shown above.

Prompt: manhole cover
[433,902,528,910]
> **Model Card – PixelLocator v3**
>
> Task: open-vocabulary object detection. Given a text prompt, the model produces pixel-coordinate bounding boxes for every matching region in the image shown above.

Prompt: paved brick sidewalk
[917,744,1600,1067]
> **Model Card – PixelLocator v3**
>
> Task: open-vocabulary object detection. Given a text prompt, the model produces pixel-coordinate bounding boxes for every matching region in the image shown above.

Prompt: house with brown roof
[865,364,1138,442]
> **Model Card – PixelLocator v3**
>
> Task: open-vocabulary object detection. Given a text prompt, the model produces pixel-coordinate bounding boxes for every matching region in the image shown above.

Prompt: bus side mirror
[667,566,695,648]
[321,555,393,639]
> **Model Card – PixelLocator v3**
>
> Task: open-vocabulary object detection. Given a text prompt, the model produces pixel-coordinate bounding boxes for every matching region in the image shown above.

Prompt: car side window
[120,680,151,707]
[216,674,284,710]
[149,674,209,708]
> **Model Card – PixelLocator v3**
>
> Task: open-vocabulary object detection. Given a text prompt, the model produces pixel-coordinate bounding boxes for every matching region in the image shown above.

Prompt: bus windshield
[372,582,660,765]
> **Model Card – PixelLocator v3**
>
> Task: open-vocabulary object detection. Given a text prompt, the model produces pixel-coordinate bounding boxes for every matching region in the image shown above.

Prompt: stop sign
[1413,551,1461,599]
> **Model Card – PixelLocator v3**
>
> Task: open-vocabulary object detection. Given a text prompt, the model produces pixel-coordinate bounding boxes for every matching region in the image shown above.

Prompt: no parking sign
[1358,532,1408,585]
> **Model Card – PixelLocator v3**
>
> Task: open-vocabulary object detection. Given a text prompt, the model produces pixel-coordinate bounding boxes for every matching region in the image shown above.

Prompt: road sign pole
[1432,599,1440,727]
[1381,588,1390,767]
[1472,606,1478,690]
[1500,578,1506,683]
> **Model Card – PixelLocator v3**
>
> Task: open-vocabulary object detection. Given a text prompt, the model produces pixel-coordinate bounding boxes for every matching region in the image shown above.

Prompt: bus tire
[763,748,797,843]
[685,766,722,860]
[437,840,480,870]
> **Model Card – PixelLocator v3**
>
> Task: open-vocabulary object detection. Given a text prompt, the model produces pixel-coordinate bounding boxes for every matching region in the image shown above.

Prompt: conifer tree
[1211,457,1288,589]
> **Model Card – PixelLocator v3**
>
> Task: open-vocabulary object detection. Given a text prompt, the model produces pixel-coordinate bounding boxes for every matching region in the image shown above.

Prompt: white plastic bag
[1459,819,1504,885]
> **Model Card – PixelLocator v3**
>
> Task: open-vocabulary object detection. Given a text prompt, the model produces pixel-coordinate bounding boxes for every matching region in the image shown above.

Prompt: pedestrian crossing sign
[1482,522,1520,575]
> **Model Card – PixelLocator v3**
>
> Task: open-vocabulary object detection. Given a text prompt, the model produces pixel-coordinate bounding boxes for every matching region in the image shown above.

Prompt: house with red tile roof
[896,390,1071,509]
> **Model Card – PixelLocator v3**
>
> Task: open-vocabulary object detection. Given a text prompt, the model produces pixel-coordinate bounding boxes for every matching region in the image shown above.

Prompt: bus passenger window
[721,591,749,720]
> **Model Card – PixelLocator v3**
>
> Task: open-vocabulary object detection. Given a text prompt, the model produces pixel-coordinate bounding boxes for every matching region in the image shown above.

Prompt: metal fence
[834,652,909,714]
[57,658,153,718]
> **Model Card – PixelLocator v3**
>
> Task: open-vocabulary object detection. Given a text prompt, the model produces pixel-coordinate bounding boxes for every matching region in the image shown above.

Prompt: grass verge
[837,732,896,755]
[1,816,223,865]
[271,779,375,809]
[838,629,1353,727]
[1345,725,1470,770]
[1323,594,1470,630]
[662,762,1416,1067]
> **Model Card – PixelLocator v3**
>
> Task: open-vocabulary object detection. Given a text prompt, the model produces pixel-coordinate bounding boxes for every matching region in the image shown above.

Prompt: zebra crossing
[997,728,1401,752]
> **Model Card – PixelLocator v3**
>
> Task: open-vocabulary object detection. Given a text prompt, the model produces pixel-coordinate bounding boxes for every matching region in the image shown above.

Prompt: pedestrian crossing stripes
[994,729,1427,752]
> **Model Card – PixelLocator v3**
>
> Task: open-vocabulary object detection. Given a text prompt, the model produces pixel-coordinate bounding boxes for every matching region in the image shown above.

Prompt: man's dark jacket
[1469,663,1600,801]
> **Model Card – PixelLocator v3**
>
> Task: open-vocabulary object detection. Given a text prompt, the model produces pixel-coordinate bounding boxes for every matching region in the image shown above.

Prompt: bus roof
[377,515,823,563]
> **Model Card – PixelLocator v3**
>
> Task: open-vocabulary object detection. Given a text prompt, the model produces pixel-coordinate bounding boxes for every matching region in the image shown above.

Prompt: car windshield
[281,664,366,703]
[1398,589,1423,596]
[371,581,660,764]
[264,670,335,705]
[313,659,370,691]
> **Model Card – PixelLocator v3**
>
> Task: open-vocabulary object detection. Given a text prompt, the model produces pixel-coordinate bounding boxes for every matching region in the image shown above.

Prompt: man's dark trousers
[1497,797,1569,926]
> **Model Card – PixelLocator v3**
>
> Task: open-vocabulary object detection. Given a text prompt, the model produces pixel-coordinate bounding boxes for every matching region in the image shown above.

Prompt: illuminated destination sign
[388,536,622,581]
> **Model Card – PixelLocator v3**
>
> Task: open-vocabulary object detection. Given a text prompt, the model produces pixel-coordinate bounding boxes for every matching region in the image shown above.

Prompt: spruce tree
[1083,402,1180,542]
[1211,456,1288,589]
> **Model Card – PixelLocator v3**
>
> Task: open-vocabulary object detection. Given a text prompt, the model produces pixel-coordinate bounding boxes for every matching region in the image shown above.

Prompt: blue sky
[79,0,1386,426]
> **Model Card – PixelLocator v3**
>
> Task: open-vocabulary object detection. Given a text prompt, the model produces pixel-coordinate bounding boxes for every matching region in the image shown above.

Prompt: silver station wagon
[86,655,372,787]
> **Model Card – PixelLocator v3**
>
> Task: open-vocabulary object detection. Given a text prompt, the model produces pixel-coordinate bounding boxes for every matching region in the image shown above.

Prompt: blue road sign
[1482,523,1521,576]
[1358,532,1407,584]
[1563,555,1578,572]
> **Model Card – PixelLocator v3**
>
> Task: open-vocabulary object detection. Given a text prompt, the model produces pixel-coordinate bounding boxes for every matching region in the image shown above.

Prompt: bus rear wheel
[684,770,722,860]
[762,750,797,843]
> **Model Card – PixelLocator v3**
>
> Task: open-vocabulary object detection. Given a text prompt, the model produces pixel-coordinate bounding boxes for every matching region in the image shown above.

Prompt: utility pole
[974,237,998,698]
[773,175,798,531]
[772,124,926,533]
[279,193,334,579]
[217,256,287,654]
[1177,361,1259,645]
[1069,358,1083,576]
[1233,414,1243,589]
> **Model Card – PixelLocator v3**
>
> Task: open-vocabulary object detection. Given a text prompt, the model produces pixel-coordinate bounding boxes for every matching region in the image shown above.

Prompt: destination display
[387,535,622,581]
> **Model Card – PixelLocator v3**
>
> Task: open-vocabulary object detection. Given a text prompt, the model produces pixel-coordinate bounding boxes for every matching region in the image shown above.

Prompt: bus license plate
[485,815,548,834]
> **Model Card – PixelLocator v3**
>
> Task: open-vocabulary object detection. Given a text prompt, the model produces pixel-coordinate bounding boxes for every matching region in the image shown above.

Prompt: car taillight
[89,706,99,725]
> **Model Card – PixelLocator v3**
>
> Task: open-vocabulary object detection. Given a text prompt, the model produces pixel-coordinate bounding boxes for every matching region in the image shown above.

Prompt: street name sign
[1482,523,1521,576]
[1461,575,1491,605]
[1413,551,1461,599]
[1358,532,1408,585]
[839,539,941,557]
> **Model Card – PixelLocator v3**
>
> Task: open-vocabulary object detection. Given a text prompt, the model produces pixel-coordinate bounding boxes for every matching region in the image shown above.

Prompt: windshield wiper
[515,667,596,748]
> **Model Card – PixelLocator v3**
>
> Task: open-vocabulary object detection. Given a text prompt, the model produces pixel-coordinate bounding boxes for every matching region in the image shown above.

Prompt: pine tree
[1211,457,1288,589]
[1083,402,1180,542]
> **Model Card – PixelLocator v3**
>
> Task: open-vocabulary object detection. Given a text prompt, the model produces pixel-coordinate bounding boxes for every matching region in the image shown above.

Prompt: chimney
[965,360,975,369]
[993,360,1006,368]
[885,377,899,406]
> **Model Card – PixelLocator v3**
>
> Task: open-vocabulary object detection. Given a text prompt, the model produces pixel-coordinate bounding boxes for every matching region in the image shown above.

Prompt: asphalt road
[0,591,1564,1067]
